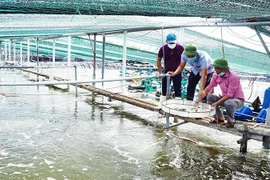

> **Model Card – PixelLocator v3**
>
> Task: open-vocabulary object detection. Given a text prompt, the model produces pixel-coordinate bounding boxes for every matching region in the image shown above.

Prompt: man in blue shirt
[168,44,214,101]
[157,33,184,99]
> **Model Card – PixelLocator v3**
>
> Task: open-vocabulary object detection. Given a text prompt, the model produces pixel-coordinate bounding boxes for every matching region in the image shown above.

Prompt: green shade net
[0,0,270,19]
[2,27,269,75]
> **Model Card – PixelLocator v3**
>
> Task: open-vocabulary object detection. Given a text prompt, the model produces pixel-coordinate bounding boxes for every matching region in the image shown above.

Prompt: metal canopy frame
[0,15,269,76]
[1,20,270,41]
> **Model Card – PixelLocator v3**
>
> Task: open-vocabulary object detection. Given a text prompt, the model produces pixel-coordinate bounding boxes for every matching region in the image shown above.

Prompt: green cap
[183,44,198,56]
[213,58,230,69]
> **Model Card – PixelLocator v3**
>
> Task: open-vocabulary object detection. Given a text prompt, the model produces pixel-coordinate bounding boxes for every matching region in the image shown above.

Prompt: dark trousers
[162,73,182,97]
[186,71,213,101]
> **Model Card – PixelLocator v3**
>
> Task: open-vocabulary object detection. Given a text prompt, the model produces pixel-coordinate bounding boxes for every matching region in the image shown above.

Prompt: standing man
[168,44,214,101]
[195,58,245,128]
[157,33,184,101]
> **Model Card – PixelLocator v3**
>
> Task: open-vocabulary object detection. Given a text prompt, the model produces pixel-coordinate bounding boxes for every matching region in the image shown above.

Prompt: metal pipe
[102,34,105,85]
[52,38,56,66]
[0,65,75,69]
[122,31,127,79]
[13,41,16,63]
[4,42,7,62]
[27,39,30,65]
[36,38,39,67]
[20,42,22,65]
[74,65,78,97]
[68,36,71,66]
[16,22,270,41]
[0,41,2,62]
[253,26,270,58]
[165,76,171,128]
[8,39,11,62]
[36,38,40,90]
[265,108,270,126]
[102,22,270,35]
[93,34,97,81]
[221,27,225,58]
[0,74,167,86]
[122,31,127,95]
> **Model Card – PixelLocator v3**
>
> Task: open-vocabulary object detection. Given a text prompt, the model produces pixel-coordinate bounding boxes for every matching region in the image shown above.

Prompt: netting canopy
[0,1,269,76]
[0,0,270,19]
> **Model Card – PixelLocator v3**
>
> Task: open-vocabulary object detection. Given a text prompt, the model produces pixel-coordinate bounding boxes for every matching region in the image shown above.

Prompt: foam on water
[0,67,270,179]
[0,148,8,156]
[7,163,34,168]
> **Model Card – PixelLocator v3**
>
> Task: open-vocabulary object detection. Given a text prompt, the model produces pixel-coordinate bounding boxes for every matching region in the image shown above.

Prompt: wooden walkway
[16,68,270,149]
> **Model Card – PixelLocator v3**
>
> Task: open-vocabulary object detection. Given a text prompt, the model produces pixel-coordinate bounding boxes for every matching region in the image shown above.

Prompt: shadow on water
[85,95,152,127]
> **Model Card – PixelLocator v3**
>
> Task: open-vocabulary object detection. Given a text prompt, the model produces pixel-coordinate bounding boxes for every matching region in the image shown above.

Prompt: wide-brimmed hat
[166,33,177,43]
[183,44,198,56]
[213,58,230,69]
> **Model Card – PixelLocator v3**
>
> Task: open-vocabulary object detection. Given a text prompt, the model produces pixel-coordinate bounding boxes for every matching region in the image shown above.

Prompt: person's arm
[157,56,163,74]
[198,68,207,95]
[195,75,217,103]
[168,61,186,76]
[196,87,210,103]
[212,74,239,106]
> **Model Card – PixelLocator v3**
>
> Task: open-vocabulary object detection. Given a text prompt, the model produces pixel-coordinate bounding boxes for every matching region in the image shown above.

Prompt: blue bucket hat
[166,33,177,43]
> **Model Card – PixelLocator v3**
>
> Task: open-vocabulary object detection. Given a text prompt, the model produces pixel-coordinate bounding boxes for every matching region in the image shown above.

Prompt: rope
[247,77,256,100]
[166,131,198,144]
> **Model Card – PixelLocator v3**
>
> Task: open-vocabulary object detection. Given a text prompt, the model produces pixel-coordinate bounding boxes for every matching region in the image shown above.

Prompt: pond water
[0,68,269,180]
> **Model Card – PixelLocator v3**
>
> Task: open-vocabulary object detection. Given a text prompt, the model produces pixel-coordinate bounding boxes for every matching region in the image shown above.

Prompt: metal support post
[93,34,97,82]
[0,41,2,62]
[262,136,270,149]
[122,31,127,95]
[262,108,270,149]
[5,42,7,62]
[165,75,171,128]
[52,38,56,66]
[36,38,40,90]
[27,39,30,65]
[74,65,78,97]
[254,26,270,58]
[237,123,249,154]
[67,36,71,66]
[20,42,22,65]
[102,35,106,86]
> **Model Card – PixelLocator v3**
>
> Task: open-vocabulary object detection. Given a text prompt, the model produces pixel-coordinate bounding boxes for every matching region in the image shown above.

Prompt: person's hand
[198,90,206,99]
[194,98,201,105]
[194,100,199,107]
[167,71,175,76]
[211,101,219,107]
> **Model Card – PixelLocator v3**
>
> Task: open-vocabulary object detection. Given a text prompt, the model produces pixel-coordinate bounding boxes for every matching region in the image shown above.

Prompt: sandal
[226,121,235,128]
[210,118,225,124]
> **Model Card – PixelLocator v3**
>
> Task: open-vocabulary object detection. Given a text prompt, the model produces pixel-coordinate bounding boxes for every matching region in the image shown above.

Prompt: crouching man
[195,58,245,128]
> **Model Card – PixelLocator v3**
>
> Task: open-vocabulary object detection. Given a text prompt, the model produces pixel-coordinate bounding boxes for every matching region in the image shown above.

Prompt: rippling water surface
[0,69,269,180]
